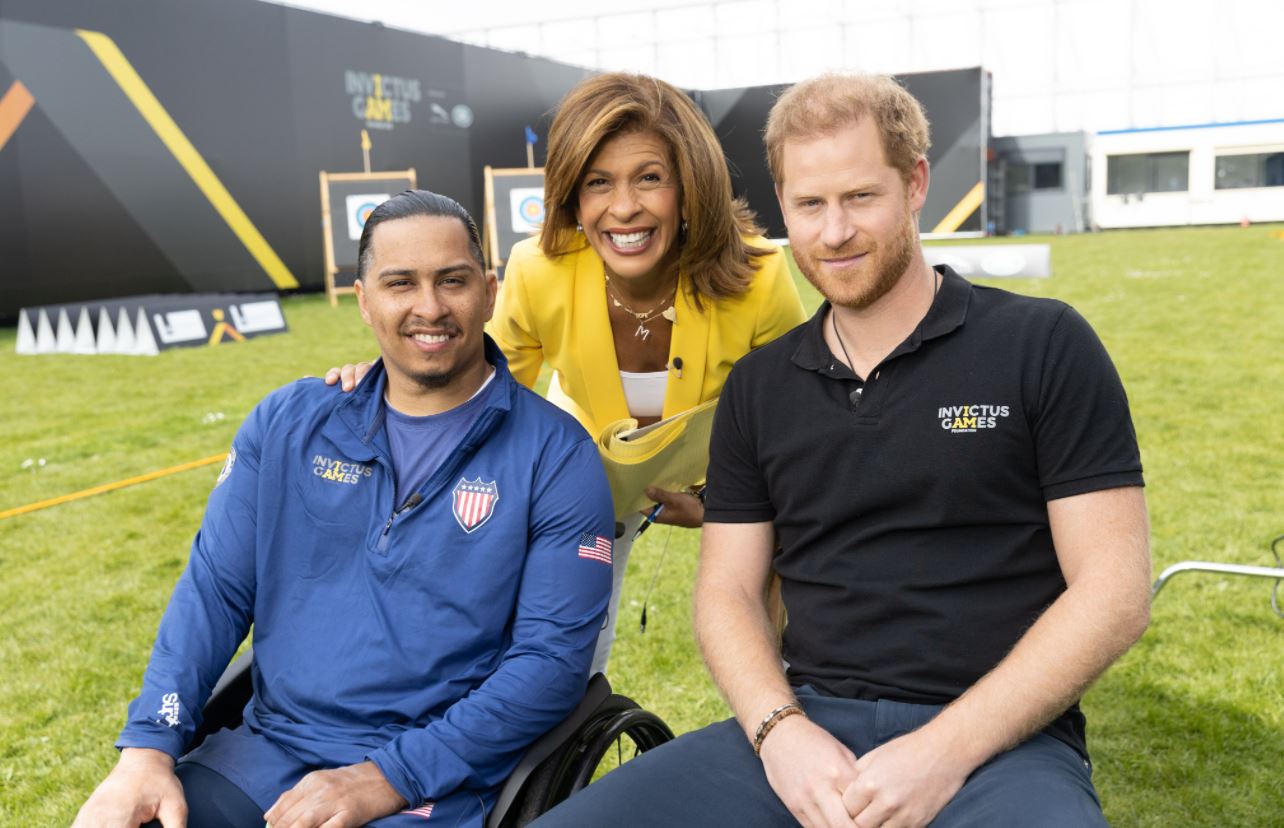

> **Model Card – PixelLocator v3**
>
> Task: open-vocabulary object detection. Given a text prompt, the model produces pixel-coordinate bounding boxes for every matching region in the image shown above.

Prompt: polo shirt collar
[791,264,971,372]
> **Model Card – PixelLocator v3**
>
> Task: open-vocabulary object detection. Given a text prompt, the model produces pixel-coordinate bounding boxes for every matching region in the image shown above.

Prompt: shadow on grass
[1089,667,1283,827]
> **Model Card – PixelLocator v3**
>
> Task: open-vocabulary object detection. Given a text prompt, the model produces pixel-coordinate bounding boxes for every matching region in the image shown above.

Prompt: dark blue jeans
[531,688,1108,827]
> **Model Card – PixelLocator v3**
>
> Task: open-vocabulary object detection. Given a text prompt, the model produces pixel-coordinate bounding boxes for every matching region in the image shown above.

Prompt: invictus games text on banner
[345,71,421,130]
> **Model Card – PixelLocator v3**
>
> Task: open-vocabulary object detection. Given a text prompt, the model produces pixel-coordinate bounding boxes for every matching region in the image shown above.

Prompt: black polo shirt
[704,266,1143,758]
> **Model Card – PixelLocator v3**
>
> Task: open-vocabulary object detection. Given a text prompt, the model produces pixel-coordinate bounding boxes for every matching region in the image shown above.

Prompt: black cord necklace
[831,266,941,377]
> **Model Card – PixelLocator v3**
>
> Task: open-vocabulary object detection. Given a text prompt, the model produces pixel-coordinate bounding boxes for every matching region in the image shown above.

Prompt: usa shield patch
[452,477,499,533]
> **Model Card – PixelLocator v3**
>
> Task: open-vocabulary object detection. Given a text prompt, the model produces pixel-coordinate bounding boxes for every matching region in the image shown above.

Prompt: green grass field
[2,224,1282,825]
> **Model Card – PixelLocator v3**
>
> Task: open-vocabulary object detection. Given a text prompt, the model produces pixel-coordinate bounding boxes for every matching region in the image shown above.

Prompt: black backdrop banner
[0,0,587,318]
[0,0,987,319]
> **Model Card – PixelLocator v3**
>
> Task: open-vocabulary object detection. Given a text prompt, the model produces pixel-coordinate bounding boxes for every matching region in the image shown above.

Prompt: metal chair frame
[1151,534,1284,617]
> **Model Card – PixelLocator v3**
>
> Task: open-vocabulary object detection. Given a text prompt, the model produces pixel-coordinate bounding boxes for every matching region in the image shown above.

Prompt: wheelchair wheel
[506,694,674,826]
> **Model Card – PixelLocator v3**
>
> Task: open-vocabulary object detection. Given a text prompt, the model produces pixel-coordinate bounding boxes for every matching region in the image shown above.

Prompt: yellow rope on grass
[0,453,228,521]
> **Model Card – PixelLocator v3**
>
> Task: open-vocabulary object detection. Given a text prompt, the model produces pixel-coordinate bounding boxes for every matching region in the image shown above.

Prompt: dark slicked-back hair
[357,189,485,279]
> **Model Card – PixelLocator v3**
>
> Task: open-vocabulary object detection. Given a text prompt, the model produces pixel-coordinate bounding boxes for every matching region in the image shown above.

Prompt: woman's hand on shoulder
[642,487,704,529]
[322,362,373,392]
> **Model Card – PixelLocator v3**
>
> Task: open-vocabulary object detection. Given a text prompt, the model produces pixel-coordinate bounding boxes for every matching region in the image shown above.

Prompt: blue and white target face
[346,193,391,240]
[519,195,545,225]
[509,187,545,234]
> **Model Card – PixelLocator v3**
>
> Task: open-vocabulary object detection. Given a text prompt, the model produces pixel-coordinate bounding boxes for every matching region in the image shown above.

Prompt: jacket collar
[324,335,515,460]
[791,264,971,372]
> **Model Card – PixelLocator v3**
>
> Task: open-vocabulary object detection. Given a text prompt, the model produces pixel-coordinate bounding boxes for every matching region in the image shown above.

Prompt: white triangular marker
[114,308,135,354]
[35,310,57,353]
[96,307,117,353]
[56,309,76,353]
[133,308,159,356]
[74,308,97,354]
[16,310,36,354]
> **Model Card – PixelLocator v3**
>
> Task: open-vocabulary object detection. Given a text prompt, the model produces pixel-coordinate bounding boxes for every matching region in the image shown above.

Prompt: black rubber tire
[506,695,675,826]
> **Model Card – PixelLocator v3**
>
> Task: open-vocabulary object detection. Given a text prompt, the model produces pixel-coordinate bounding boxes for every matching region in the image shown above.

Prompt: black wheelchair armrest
[487,673,612,827]
[189,645,254,753]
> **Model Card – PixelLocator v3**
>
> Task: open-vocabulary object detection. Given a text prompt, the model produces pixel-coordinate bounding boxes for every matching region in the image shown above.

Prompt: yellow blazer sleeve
[487,242,545,389]
[751,247,807,347]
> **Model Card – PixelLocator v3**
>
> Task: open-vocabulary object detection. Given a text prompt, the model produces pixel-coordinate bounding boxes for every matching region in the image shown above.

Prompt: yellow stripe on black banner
[931,181,985,235]
[76,30,299,289]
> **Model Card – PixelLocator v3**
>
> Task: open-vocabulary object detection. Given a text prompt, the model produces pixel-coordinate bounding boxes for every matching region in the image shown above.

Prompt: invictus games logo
[346,70,421,130]
[313,454,375,485]
[939,404,1010,433]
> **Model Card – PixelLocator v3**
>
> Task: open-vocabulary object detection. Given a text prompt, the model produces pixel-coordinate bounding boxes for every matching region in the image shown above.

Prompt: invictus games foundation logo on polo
[312,454,375,485]
[346,70,421,131]
[939,404,1010,433]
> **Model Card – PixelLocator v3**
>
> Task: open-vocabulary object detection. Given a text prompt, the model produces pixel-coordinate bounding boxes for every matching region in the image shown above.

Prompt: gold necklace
[605,274,677,341]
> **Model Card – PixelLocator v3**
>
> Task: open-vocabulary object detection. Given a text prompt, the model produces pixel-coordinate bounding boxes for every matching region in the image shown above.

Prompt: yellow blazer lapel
[663,275,711,419]
[573,249,630,431]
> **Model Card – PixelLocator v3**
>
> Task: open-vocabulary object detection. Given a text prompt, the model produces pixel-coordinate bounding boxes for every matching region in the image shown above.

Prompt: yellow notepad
[595,398,719,521]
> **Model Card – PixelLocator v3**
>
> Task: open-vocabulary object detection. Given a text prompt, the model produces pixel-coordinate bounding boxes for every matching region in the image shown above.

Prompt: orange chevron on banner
[0,81,35,152]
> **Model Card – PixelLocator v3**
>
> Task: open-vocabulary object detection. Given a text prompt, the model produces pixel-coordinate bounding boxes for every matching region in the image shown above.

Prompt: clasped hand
[760,717,970,828]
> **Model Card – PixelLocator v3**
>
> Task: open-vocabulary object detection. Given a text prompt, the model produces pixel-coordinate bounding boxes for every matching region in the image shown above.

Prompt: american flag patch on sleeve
[402,802,434,819]
[577,531,613,565]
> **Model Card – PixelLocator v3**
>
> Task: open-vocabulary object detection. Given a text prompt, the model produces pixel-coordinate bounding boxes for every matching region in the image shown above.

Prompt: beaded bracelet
[752,702,805,756]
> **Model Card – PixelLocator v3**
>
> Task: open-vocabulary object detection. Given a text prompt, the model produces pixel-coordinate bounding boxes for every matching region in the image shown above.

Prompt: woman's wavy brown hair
[541,72,770,304]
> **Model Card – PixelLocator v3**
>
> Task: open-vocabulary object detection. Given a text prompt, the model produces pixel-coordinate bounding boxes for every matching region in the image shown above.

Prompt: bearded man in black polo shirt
[530,73,1151,828]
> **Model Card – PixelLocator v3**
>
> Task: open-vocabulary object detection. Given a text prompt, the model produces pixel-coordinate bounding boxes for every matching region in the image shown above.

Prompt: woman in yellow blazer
[331,73,804,670]
[497,73,804,670]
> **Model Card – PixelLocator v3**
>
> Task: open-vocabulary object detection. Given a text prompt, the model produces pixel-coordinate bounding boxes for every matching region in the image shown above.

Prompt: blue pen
[632,502,664,542]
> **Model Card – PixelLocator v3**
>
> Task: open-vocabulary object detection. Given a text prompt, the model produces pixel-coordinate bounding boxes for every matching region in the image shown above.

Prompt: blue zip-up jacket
[117,340,614,810]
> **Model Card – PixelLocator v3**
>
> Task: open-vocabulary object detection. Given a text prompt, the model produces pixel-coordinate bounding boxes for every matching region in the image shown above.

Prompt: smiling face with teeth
[576,129,682,295]
[354,214,497,415]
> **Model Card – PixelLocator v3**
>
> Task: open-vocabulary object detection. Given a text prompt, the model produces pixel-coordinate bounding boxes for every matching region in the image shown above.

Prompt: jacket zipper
[373,406,504,554]
[378,493,422,553]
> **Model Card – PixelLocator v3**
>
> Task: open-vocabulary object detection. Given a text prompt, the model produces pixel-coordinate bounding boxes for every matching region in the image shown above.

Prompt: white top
[619,370,668,419]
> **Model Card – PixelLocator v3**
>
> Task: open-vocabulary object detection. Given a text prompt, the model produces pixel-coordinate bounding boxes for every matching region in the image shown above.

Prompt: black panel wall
[0,0,987,319]
[0,0,586,318]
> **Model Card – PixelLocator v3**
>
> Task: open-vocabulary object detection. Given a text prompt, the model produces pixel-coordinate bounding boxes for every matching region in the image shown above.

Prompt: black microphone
[848,387,863,408]
[670,356,683,378]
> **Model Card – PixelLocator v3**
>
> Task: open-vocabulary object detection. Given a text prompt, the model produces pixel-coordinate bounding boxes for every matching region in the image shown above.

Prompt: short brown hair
[542,72,769,302]
[765,73,930,186]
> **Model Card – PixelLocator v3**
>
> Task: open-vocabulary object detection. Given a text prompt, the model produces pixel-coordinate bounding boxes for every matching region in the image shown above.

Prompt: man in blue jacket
[74,190,615,828]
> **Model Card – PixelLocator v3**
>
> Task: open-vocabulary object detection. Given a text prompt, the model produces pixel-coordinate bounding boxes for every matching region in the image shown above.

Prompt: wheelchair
[190,647,674,827]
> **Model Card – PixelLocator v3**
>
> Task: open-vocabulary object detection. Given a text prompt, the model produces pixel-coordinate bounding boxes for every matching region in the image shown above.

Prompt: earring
[576,223,583,233]
[681,220,689,234]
